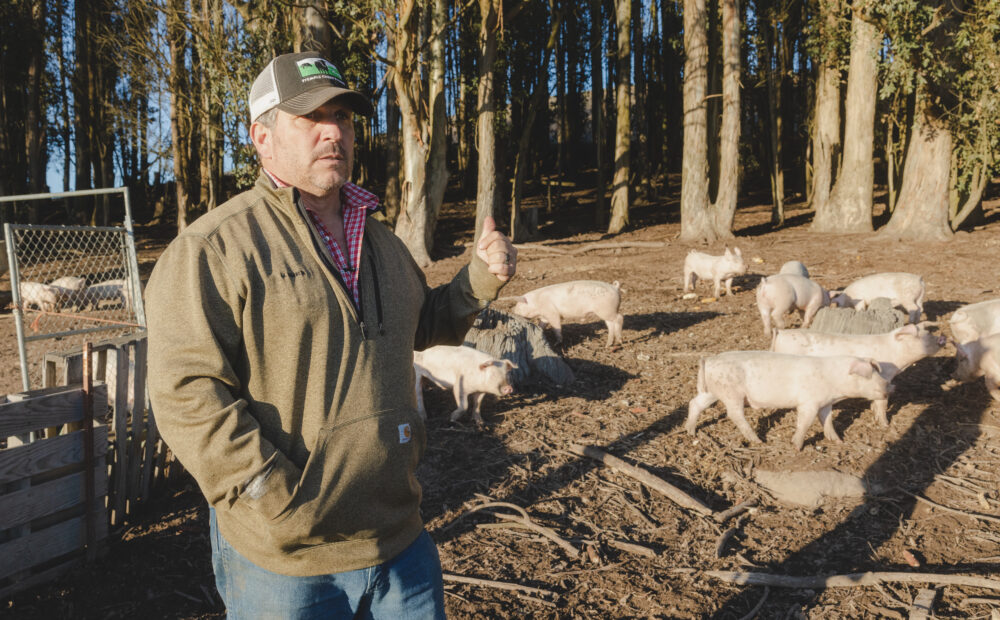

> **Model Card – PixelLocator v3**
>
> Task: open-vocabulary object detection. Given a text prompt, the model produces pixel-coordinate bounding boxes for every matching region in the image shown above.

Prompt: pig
[830,272,925,323]
[949,299,1000,382]
[413,345,516,425]
[779,261,810,279]
[511,280,624,346]
[18,281,63,312]
[83,279,133,312]
[49,276,88,309]
[686,351,890,451]
[755,273,830,338]
[771,322,944,426]
[977,334,1000,401]
[683,247,748,298]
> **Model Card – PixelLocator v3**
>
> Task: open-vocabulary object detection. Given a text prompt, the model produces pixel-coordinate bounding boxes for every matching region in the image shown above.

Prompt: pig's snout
[501,385,514,395]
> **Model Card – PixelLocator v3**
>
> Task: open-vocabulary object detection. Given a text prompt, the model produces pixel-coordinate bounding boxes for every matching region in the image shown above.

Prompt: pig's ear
[478,361,492,371]
[724,247,732,257]
[503,360,517,371]
[849,359,875,378]
[895,324,918,339]
[733,247,742,256]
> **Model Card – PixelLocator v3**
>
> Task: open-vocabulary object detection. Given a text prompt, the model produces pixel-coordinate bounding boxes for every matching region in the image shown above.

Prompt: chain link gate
[3,188,146,392]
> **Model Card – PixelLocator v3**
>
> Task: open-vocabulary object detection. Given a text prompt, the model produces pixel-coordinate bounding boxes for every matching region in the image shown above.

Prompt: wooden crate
[0,383,109,599]
[41,335,173,528]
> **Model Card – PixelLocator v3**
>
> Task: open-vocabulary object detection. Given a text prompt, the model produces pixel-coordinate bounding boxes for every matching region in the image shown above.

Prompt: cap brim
[278,86,374,117]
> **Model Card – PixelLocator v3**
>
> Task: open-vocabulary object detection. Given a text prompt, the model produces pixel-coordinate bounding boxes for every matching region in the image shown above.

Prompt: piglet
[413,345,516,425]
[49,276,88,309]
[831,272,925,323]
[755,273,830,338]
[779,261,810,279]
[18,281,63,312]
[978,333,1000,401]
[772,323,944,426]
[84,279,133,312]
[686,351,890,450]
[512,280,623,346]
[949,299,1000,382]
[683,247,747,298]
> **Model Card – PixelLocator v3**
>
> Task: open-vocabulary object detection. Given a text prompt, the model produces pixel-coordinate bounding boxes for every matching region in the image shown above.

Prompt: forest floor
[3,179,1000,619]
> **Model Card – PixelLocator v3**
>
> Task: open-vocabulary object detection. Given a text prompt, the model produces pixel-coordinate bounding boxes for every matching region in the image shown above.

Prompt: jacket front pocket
[261,407,426,552]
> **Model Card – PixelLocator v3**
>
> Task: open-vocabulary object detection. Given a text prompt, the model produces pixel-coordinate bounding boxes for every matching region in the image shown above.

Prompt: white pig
[413,345,516,425]
[18,281,63,312]
[511,280,623,346]
[755,273,830,338]
[949,299,1000,382]
[771,323,944,426]
[49,276,88,309]
[683,247,748,298]
[779,261,810,278]
[831,272,925,323]
[84,279,133,312]
[686,351,890,451]
[977,334,1000,401]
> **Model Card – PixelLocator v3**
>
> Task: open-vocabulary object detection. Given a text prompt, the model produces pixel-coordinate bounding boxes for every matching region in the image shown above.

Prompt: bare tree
[607,0,630,234]
[812,3,878,233]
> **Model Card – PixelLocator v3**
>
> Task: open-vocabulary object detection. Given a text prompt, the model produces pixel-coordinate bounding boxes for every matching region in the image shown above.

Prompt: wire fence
[5,209,146,392]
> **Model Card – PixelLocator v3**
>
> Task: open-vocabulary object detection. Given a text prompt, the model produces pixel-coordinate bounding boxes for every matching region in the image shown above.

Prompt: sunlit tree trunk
[608,0,631,234]
[881,104,952,240]
[808,0,841,215]
[474,0,500,237]
[814,6,877,233]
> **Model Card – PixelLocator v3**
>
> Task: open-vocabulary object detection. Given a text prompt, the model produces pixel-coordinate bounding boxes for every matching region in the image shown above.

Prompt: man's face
[252,100,355,198]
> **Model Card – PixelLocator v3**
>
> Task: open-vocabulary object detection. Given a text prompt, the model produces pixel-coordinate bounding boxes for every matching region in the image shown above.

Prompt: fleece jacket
[146,172,503,576]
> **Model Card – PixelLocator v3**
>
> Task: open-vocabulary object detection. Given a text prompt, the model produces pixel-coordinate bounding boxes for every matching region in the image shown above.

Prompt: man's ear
[250,121,272,161]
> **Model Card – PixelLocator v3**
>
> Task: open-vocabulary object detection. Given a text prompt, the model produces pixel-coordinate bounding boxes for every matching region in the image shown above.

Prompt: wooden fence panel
[0,509,109,582]
[0,428,106,486]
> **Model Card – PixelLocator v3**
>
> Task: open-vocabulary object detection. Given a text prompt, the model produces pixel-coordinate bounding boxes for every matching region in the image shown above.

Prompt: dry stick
[716,526,739,559]
[567,443,713,516]
[714,498,758,524]
[606,538,658,559]
[909,493,1000,524]
[442,573,557,599]
[959,597,1000,608]
[738,587,769,620]
[488,511,580,558]
[703,571,1000,592]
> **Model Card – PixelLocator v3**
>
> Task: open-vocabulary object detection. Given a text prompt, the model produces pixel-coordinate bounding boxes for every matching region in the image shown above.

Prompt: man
[146,51,516,618]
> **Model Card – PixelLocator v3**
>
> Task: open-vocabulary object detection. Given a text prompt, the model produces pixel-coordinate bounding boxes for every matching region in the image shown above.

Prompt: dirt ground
[3,184,1000,619]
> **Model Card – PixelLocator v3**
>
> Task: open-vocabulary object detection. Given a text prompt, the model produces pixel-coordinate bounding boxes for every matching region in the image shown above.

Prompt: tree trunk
[881,107,952,240]
[167,0,191,231]
[812,6,877,233]
[608,0,631,234]
[25,0,46,197]
[679,0,712,241]
[293,2,333,55]
[474,0,500,238]
[764,9,785,226]
[632,0,649,199]
[384,36,402,225]
[424,0,449,250]
[712,0,740,233]
[590,0,606,226]
[809,0,841,215]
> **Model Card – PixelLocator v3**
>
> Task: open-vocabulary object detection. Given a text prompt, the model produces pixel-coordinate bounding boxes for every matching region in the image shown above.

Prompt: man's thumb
[481,215,496,236]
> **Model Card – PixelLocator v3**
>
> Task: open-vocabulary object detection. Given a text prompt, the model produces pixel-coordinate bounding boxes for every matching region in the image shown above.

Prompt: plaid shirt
[263,169,379,306]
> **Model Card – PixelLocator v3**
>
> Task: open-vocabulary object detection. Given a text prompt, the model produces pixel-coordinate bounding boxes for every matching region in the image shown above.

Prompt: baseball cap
[248,52,374,122]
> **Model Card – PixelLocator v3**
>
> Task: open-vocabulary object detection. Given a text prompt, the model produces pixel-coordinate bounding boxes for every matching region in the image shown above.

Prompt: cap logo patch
[296,58,344,83]
[398,423,412,444]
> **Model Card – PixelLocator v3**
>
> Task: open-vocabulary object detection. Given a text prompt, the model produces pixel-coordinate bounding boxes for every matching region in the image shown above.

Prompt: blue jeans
[209,508,446,619]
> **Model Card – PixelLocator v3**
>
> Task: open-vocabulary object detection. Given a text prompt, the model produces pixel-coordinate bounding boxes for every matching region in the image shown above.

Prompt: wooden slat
[0,464,108,531]
[0,509,108,581]
[0,555,86,599]
[111,346,128,526]
[129,339,146,506]
[126,343,145,514]
[0,386,85,437]
[0,425,108,486]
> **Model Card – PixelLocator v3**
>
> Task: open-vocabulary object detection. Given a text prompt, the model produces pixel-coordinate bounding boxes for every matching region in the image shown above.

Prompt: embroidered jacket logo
[398,423,411,444]
[295,58,343,82]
